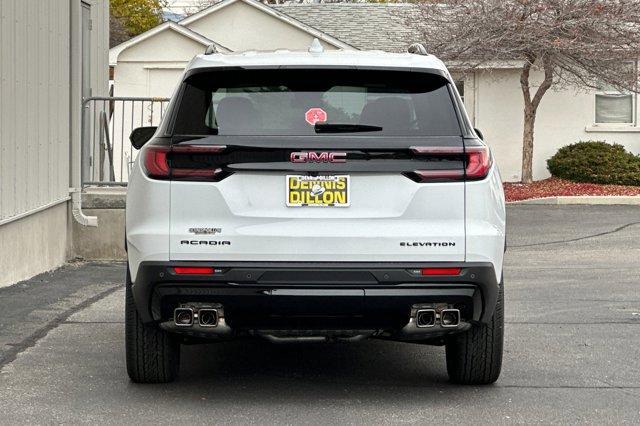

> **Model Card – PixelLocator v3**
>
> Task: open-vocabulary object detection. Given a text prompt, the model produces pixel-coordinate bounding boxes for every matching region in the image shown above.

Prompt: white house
[0,0,109,287]
[109,0,640,182]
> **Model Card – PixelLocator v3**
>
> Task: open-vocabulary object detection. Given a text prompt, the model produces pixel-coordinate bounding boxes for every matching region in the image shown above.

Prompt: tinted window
[172,69,461,137]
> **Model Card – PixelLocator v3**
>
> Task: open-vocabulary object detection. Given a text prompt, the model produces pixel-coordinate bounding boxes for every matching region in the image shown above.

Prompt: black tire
[445,278,504,385]
[125,267,180,383]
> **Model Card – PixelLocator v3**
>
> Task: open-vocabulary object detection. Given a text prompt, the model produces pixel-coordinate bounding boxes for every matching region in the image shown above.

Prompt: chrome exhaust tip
[198,309,219,327]
[174,308,194,327]
[440,309,460,327]
[416,309,436,328]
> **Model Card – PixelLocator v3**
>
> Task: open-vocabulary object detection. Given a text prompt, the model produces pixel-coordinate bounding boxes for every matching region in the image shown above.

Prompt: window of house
[595,91,634,124]
[594,62,637,125]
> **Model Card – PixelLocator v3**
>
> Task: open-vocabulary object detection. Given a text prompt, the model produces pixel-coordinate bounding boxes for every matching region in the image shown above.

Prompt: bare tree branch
[532,54,554,110]
[520,53,536,108]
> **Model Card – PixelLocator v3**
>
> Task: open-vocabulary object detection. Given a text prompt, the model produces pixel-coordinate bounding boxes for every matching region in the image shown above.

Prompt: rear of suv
[125,44,506,385]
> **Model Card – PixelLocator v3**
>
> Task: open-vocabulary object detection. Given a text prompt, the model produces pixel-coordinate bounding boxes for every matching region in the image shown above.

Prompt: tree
[401,0,640,183]
[110,0,166,47]
[110,13,130,47]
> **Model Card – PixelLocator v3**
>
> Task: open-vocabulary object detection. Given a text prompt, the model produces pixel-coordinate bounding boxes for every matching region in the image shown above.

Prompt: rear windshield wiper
[314,123,383,133]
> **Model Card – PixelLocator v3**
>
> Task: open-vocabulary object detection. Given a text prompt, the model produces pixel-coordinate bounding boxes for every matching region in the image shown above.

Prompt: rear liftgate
[158,138,486,263]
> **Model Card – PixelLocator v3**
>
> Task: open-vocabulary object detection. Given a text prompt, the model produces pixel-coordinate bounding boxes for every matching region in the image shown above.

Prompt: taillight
[464,146,492,180]
[143,145,171,179]
[142,144,228,181]
[409,145,492,182]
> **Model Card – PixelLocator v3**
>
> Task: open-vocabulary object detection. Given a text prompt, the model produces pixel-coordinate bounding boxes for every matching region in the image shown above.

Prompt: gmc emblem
[290,151,347,163]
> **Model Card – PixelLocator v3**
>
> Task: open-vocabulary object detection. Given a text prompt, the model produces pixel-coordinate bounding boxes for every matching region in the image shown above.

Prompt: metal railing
[81,96,170,186]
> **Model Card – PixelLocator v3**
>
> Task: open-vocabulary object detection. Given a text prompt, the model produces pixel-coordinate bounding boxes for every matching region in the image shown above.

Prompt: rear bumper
[131,261,500,333]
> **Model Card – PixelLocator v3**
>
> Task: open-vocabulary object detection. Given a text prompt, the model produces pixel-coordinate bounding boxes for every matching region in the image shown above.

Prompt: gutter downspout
[71,188,97,227]
[70,0,97,227]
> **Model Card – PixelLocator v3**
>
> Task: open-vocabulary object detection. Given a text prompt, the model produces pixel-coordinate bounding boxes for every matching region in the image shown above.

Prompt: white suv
[125,44,506,384]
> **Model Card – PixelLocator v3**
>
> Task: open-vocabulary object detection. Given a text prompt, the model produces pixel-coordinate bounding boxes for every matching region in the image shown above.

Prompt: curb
[508,196,640,205]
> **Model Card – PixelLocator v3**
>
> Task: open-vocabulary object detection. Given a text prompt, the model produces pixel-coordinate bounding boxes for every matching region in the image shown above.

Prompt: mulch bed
[503,177,640,202]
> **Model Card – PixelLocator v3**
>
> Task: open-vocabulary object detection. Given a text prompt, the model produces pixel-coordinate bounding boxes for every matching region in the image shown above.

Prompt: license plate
[286,175,350,207]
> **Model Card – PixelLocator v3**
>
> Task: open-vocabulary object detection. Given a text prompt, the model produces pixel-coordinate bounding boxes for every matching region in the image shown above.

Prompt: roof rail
[408,43,428,55]
[204,44,218,55]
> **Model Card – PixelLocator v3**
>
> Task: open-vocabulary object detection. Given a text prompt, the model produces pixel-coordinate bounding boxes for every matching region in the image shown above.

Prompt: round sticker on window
[305,108,327,126]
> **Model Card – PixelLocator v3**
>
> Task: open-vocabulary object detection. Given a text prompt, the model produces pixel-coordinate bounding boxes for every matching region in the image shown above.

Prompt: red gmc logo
[290,152,347,163]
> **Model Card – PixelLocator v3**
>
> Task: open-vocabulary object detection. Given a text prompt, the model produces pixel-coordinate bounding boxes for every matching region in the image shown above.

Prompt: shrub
[547,141,640,186]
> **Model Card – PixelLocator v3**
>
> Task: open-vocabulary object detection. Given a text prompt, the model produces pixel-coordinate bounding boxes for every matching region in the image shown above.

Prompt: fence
[81,97,170,186]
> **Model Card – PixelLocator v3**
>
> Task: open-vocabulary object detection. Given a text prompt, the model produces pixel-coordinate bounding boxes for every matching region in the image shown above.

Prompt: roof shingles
[272,3,419,52]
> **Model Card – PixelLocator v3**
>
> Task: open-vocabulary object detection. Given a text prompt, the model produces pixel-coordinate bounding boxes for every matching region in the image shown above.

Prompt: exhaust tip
[174,308,194,327]
[440,309,460,327]
[416,309,436,328]
[198,309,218,327]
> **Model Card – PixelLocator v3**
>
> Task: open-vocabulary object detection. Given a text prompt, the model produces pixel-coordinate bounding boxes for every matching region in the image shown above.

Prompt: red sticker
[305,108,327,126]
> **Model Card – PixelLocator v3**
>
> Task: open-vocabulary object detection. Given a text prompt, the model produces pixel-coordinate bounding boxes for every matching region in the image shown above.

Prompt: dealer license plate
[286,175,350,207]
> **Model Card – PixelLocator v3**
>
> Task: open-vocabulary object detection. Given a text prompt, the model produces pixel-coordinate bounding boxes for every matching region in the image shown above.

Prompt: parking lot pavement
[0,262,124,367]
[0,205,639,424]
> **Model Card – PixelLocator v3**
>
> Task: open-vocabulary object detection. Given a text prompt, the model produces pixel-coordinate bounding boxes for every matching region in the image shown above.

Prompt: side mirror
[474,128,484,140]
[130,126,157,150]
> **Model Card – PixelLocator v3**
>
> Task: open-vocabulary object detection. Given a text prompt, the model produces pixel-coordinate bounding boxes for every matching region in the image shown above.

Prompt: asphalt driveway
[0,205,639,424]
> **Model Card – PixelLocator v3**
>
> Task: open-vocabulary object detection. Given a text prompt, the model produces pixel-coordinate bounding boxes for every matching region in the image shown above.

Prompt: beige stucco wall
[119,29,207,63]
[114,29,206,99]
[0,203,69,288]
[465,69,640,181]
[113,61,186,98]
[73,208,126,261]
[185,1,340,52]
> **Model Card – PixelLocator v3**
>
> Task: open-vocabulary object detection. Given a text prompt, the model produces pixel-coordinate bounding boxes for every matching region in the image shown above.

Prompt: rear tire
[445,278,504,385]
[125,267,180,383]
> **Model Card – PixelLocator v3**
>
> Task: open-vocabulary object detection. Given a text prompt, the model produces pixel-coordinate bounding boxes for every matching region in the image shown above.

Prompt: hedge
[547,141,640,186]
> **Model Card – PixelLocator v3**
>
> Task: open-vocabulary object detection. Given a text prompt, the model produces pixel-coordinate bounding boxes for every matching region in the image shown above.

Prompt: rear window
[172,69,461,137]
